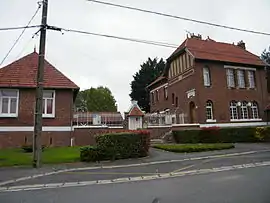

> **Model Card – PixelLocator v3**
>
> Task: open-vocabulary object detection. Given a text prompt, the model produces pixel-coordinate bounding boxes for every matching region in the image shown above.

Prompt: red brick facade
[148,35,269,125]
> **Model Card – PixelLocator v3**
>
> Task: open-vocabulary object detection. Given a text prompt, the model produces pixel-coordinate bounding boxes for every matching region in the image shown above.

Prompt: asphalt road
[5,150,270,186]
[1,165,270,203]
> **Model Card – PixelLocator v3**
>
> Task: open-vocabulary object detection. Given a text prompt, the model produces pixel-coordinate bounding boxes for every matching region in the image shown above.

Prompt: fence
[144,113,188,126]
[73,112,124,127]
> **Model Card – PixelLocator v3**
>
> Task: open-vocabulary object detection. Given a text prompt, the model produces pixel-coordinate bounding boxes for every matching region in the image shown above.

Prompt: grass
[0,146,81,167]
[153,143,235,153]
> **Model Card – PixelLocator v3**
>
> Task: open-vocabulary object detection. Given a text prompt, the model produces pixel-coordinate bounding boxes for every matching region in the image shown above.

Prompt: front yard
[0,146,81,167]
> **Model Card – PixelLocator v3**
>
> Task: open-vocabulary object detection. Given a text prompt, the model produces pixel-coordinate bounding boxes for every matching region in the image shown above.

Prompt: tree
[75,86,117,112]
[262,46,270,64]
[130,57,166,112]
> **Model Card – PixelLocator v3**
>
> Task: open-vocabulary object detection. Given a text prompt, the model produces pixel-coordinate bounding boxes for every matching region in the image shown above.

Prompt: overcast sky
[0,0,270,113]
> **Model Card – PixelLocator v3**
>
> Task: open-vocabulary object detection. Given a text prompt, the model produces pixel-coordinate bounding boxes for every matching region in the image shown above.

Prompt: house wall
[149,58,268,124]
[0,88,74,126]
[195,61,268,123]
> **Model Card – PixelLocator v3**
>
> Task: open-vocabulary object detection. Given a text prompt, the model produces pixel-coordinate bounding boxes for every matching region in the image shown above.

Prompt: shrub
[80,146,100,162]
[21,145,46,153]
[80,130,150,162]
[153,143,235,153]
[173,127,260,144]
[255,127,270,142]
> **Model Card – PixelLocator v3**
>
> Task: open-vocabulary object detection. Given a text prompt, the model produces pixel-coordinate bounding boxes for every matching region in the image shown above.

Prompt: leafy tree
[262,46,270,64]
[75,86,117,112]
[130,57,166,112]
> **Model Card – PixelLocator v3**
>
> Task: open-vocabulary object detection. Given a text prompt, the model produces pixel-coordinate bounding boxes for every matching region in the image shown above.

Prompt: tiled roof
[0,51,79,89]
[128,106,144,117]
[170,37,265,67]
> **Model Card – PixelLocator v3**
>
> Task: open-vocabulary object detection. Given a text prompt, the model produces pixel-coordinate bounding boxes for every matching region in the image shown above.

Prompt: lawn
[0,146,81,167]
[153,143,235,153]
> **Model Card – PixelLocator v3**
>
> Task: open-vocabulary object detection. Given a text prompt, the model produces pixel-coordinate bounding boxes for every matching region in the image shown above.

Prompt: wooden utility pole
[33,0,48,168]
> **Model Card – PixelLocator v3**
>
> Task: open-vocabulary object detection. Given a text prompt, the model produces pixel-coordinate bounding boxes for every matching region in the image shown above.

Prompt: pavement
[0,143,270,202]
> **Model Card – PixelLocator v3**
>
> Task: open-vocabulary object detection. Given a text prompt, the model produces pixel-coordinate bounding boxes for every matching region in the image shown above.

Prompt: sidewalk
[0,143,269,183]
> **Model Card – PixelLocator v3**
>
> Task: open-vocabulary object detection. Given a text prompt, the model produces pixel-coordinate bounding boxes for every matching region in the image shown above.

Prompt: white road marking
[0,161,270,193]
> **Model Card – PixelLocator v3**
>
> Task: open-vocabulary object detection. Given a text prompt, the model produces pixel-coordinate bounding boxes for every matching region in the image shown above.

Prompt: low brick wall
[147,126,171,139]
[0,131,72,148]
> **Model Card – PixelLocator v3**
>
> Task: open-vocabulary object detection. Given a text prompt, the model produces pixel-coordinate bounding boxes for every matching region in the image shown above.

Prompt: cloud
[0,0,270,113]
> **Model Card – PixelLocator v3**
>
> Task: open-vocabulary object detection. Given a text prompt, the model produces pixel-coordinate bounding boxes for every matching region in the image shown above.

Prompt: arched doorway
[189,101,196,123]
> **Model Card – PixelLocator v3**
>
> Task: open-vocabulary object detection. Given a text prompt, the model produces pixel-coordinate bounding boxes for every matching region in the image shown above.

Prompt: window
[0,89,19,117]
[151,92,154,104]
[43,90,55,118]
[230,101,238,120]
[156,90,159,102]
[164,86,168,100]
[203,67,211,86]
[240,101,249,119]
[251,102,259,119]
[175,97,178,107]
[237,70,245,88]
[172,93,175,105]
[206,100,214,120]
[248,71,255,88]
[226,69,235,88]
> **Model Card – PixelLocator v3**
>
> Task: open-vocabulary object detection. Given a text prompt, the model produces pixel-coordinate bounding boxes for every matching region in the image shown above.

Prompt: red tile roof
[0,51,79,89]
[170,37,265,67]
[128,106,144,117]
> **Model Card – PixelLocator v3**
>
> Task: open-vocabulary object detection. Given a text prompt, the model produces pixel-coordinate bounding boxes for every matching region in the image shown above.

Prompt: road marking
[1,161,270,193]
[0,149,270,187]
[171,164,196,173]
[64,171,165,175]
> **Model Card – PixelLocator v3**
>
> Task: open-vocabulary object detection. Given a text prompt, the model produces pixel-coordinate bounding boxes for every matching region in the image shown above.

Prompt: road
[1,165,270,203]
[0,144,270,202]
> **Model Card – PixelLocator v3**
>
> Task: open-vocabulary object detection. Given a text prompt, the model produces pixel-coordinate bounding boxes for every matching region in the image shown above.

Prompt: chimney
[237,40,246,49]
[189,33,202,40]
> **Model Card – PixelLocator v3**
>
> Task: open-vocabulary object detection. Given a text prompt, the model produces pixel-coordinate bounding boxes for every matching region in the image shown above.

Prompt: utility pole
[33,0,48,168]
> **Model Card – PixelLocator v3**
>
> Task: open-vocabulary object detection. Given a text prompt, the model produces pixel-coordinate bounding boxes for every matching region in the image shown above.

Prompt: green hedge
[80,130,150,162]
[153,143,235,153]
[173,126,265,143]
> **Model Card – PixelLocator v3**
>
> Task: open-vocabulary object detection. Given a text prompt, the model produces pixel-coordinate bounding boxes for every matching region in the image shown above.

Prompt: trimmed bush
[21,145,46,153]
[153,143,235,153]
[255,127,270,142]
[80,130,150,162]
[173,127,261,144]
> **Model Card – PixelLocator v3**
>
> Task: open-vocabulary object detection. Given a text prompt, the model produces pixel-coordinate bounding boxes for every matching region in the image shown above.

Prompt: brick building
[0,51,79,148]
[147,34,269,127]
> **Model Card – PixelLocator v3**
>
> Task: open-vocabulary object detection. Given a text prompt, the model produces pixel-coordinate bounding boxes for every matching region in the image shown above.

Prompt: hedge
[80,130,150,162]
[173,126,269,143]
[153,143,235,153]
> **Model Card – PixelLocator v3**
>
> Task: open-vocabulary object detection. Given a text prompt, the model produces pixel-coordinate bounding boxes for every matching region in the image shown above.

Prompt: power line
[0,2,42,66]
[0,25,40,32]
[53,26,178,48]
[87,0,270,37]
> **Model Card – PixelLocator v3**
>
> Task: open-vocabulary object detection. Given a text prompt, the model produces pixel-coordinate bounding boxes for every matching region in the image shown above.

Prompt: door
[189,101,196,123]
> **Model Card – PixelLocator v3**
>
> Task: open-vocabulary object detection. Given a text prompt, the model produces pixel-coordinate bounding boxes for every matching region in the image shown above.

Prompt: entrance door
[189,102,196,123]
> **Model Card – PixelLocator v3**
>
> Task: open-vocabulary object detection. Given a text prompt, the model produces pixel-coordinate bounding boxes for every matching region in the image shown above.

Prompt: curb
[1,160,270,192]
[0,149,269,187]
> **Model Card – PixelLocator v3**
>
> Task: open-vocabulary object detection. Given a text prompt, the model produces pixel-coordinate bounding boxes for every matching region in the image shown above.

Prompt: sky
[0,0,270,113]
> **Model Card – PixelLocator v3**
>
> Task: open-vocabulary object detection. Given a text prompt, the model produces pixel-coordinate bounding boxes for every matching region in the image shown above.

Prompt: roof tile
[0,51,79,89]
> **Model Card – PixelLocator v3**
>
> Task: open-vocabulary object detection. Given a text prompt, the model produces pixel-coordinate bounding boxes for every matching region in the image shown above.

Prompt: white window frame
[42,90,55,118]
[203,67,211,87]
[237,69,245,88]
[251,102,259,119]
[226,69,235,88]
[230,101,238,120]
[248,71,255,88]
[240,101,249,119]
[0,89,19,117]
[206,100,214,120]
